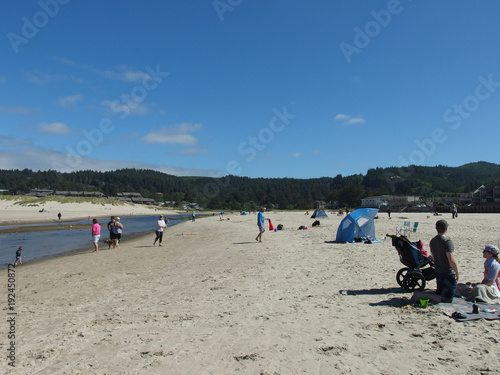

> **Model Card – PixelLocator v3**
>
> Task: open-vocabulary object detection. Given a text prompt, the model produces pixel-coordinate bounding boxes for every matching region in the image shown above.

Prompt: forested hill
[0,162,499,210]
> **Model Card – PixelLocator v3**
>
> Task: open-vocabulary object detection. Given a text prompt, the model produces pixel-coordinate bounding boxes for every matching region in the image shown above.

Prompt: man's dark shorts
[435,273,457,303]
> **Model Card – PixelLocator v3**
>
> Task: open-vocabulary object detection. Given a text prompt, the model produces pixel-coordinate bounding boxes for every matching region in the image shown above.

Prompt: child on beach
[14,246,23,266]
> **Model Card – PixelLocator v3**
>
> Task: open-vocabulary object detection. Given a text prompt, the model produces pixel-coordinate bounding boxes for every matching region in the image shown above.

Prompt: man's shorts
[258,225,265,233]
[435,272,457,303]
[93,234,101,243]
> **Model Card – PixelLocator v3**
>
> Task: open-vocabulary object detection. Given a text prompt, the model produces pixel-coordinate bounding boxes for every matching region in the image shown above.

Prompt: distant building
[361,195,389,208]
[361,195,421,208]
[472,184,500,205]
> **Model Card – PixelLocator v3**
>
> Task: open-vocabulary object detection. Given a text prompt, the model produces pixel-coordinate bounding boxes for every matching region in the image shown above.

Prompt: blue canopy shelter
[335,208,379,243]
[310,209,328,218]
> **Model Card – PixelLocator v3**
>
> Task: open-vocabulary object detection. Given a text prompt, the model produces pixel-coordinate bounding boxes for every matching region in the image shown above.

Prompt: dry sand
[0,199,164,225]
[2,206,500,374]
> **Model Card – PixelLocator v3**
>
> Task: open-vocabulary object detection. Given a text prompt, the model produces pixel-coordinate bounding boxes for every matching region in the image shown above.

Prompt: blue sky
[1,1,499,178]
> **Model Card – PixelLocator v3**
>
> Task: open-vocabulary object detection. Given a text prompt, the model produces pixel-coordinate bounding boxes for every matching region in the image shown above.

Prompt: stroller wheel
[396,268,410,288]
[402,272,426,291]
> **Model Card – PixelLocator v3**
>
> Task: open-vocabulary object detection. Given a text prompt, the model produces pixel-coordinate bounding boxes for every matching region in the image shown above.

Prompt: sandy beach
[0,199,167,225]
[2,204,500,374]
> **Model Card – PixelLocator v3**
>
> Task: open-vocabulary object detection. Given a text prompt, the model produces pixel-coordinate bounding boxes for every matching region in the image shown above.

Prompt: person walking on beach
[192,211,196,222]
[107,216,116,240]
[14,246,23,266]
[451,203,458,219]
[412,219,459,304]
[57,212,61,222]
[153,215,166,246]
[92,218,101,253]
[255,207,267,242]
[219,211,224,221]
[113,217,123,243]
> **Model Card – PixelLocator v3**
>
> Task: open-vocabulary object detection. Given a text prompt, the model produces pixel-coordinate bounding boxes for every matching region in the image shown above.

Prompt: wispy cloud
[37,122,70,135]
[181,148,210,156]
[143,123,203,146]
[351,75,362,83]
[0,147,221,177]
[334,113,366,126]
[0,76,7,84]
[334,114,350,121]
[57,94,83,108]
[102,65,153,83]
[345,117,366,125]
[0,135,33,148]
[0,105,41,116]
[292,152,302,157]
[25,71,84,85]
[101,99,153,116]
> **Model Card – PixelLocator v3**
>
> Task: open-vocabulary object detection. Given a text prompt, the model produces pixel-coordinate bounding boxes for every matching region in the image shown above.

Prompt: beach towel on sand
[438,298,500,322]
[268,219,274,231]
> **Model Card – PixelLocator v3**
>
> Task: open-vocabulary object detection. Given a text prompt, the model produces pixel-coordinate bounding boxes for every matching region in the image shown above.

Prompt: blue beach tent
[310,209,328,218]
[335,208,379,243]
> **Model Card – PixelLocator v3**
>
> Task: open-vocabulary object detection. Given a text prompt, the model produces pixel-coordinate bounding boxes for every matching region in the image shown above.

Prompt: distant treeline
[1,162,499,210]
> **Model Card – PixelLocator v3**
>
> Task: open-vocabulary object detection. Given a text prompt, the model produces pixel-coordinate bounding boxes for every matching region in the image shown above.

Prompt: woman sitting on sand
[455,244,500,304]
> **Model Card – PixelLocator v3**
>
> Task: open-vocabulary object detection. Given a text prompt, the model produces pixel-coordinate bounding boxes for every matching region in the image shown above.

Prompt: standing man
[107,216,115,240]
[430,219,459,302]
[255,207,267,242]
[192,211,196,222]
[57,212,62,222]
[451,203,458,219]
[412,219,459,303]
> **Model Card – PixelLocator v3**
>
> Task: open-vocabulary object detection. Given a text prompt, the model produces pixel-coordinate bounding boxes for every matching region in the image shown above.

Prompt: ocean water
[0,214,190,268]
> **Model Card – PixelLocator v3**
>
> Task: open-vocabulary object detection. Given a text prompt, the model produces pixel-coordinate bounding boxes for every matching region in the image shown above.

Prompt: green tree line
[0,162,499,210]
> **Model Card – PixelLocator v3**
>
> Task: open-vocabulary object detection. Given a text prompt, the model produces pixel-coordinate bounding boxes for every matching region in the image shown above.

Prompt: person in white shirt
[153,215,167,247]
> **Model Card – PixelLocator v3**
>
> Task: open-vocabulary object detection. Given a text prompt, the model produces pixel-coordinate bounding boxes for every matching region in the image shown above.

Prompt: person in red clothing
[92,218,101,252]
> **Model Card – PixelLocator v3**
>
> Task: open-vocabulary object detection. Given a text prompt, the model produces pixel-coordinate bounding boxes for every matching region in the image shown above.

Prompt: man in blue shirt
[255,207,267,242]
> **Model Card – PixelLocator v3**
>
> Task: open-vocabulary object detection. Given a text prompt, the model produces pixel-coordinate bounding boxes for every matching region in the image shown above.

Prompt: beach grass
[1,195,158,207]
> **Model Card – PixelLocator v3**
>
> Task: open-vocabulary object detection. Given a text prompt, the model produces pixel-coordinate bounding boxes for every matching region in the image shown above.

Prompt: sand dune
[4,207,500,374]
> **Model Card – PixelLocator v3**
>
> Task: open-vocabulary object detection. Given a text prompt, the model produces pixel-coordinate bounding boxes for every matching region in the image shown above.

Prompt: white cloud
[57,94,83,108]
[25,71,83,85]
[101,99,152,116]
[345,117,366,125]
[292,152,302,157]
[0,76,7,84]
[334,114,350,121]
[0,148,221,177]
[334,113,366,126]
[146,133,197,145]
[38,122,70,135]
[0,105,41,116]
[143,123,203,145]
[102,65,152,83]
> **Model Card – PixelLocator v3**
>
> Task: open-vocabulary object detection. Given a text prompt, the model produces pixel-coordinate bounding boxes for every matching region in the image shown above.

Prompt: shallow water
[0,215,190,268]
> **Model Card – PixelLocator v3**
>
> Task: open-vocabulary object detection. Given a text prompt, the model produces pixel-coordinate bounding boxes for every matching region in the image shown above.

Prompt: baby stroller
[388,234,435,291]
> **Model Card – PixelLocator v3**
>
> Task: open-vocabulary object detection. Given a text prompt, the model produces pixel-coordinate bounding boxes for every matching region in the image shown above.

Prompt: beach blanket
[438,298,500,322]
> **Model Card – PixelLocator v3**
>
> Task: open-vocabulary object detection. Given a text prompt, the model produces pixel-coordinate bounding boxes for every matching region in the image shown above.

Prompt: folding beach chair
[396,221,419,239]
[396,221,410,237]
[410,222,419,237]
